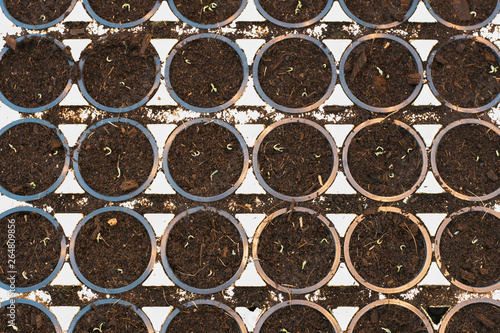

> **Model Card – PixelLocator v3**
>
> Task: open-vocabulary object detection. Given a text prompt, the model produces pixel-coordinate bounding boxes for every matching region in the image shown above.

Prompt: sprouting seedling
[203,2,217,11]
[388,164,393,169]
[22,271,28,279]
[280,330,290,333]
[208,270,213,277]
[273,144,284,152]
[375,146,384,156]
[211,83,217,93]
[496,150,499,156]
[96,233,103,243]
[106,56,113,62]
[489,65,498,73]
[191,150,200,157]
[279,245,284,254]
[122,3,130,11]
[29,182,36,189]
[301,260,307,270]
[7,324,18,331]
[116,166,121,179]
[184,235,195,248]
[40,14,46,21]
[226,144,233,150]
[389,173,395,178]
[37,93,42,99]
[93,323,104,332]
[185,59,191,64]
[210,170,218,181]
[396,265,403,272]
[314,154,321,158]
[407,148,413,154]
[104,147,112,156]
[8,144,16,153]
[320,238,329,244]
[40,237,50,246]
[476,156,480,162]
[322,63,327,68]
[400,244,406,250]
[120,81,125,86]
[470,11,477,17]
[381,328,391,333]
[376,66,384,76]
[117,269,123,274]
[302,90,308,97]
[286,67,293,73]
[472,238,479,244]
[294,0,302,14]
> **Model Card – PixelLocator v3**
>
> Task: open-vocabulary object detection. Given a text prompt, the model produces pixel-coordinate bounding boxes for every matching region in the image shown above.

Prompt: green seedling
[294,0,302,14]
[104,147,112,156]
[226,144,233,150]
[389,164,393,169]
[8,325,18,331]
[96,232,103,243]
[280,330,290,333]
[476,156,480,162]
[320,238,329,244]
[122,3,130,11]
[22,271,28,280]
[376,66,384,76]
[496,150,499,156]
[106,56,113,62]
[472,238,479,244]
[302,90,308,97]
[8,144,16,153]
[279,245,284,254]
[116,166,121,179]
[37,93,42,99]
[470,11,477,17]
[375,146,384,156]
[210,170,218,181]
[286,67,293,73]
[273,144,284,152]
[191,150,200,157]
[93,323,104,332]
[389,173,395,178]
[381,328,391,333]
[490,65,498,73]
[29,182,36,189]
[208,270,213,277]
[407,148,413,154]
[185,59,191,64]
[40,237,50,246]
[211,83,217,93]
[396,265,403,272]
[203,2,217,11]
[314,154,321,158]
[400,244,406,250]
[40,14,46,21]
[184,235,195,248]
[117,269,123,274]
[301,260,307,270]
[322,63,327,68]
[376,238,383,245]
[120,81,125,86]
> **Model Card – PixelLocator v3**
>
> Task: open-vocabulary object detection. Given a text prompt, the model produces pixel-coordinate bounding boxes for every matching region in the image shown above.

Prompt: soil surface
[435,123,500,197]
[257,38,333,108]
[343,38,420,108]
[72,303,149,332]
[165,210,243,289]
[344,0,413,25]
[80,33,157,108]
[165,305,240,332]
[77,121,155,197]
[73,211,152,289]
[444,303,500,333]
[167,122,244,197]
[169,37,244,108]
[257,0,330,23]
[346,121,423,197]
[257,210,336,289]
[0,302,56,333]
[172,0,243,25]
[439,210,500,288]
[259,305,335,333]
[257,122,334,197]
[87,0,158,24]
[427,0,498,26]
[0,212,63,288]
[429,38,500,108]
[348,210,426,289]
[4,0,73,25]
[0,122,66,196]
[0,36,71,108]
[352,304,428,332]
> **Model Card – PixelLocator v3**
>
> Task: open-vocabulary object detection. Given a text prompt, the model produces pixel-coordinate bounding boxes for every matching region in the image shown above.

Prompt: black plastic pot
[254,0,334,28]
[82,0,161,28]
[0,0,77,29]
[0,299,62,333]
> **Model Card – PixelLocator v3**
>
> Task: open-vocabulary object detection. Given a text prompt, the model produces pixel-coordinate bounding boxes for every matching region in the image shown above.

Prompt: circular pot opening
[439,298,500,333]
[254,0,334,28]
[82,0,161,28]
[0,299,62,333]
[0,0,77,29]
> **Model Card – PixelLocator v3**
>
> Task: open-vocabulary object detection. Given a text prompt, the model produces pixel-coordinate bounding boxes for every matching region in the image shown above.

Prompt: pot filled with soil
[68,299,154,333]
[82,0,160,28]
[427,35,500,113]
[346,299,433,333]
[342,118,428,202]
[253,118,338,202]
[160,206,248,294]
[253,34,336,113]
[435,206,500,292]
[163,118,249,202]
[338,0,418,29]
[339,33,423,113]
[0,0,77,29]
[167,0,247,29]
[0,299,62,333]
[0,35,74,113]
[252,207,341,294]
[73,118,158,202]
[161,299,247,333]
[439,298,500,333]
[78,32,161,113]
[0,207,66,293]
[164,33,249,113]
[344,207,432,293]
[430,119,500,201]
[69,206,156,294]
[254,300,342,333]
[423,0,500,30]
[254,0,333,28]
[0,118,70,201]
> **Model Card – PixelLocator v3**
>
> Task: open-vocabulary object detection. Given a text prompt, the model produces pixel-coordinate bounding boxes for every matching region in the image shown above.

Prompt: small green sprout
[396,265,403,272]
[280,330,290,333]
[8,325,18,331]
[226,144,233,150]
[322,63,327,68]
[117,269,123,274]
[497,150,499,157]
[470,11,477,17]
[211,83,217,93]
[29,182,36,189]
[22,271,28,280]
[104,147,112,156]
[301,260,307,270]
[96,233,103,243]
[93,323,104,332]
[40,237,50,246]
[400,244,406,250]
[472,238,479,244]
[381,328,391,333]
[407,148,413,154]
[302,90,308,97]
[376,66,384,76]
[273,144,284,152]
[37,93,42,99]
[314,154,321,158]
[210,170,218,181]
[294,0,302,14]
[476,156,480,162]
[185,59,191,64]
[208,270,213,277]
[320,238,329,244]
[453,230,459,235]
[489,65,498,73]
[116,166,121,179]
[40,14,46,21]
[8,144,16,153]
[388,164,393,169]
[389,173,395,178]
[375,151,384,156]
[286,67,293,73]
[203,2,217,11]
[191,150,200,157]
[376,238,383,245]
[122,3,130,11]
[279,245,284,254]
[106,56,113,62]
[401,155,406,160]
[120,82,126,86]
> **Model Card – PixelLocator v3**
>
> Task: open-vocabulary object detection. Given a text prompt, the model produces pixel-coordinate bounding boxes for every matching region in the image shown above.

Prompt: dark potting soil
[429,38,500,108]
[444,303,500,333]
[87,0,158,24]
[259,305,334,333]
[257,38,333,108]
[257,0,330,24]
[0,302,56,333]
[165,210,243,289]
[435,123,500,197]
[72,303,149,333]
[427,0,498,26]
[0,36,71,108]
[257,122,334,197]
[346,122,423,197]
[343,38,420,108]
[80,33,157,108]
[165,305,240,333]
[348,210,426,289]
[257,211,336,289]
[0,122,66,196]
[0,212,63,288]
[169,37,244,108]
[4,0,73,26]
[344,0,413,25]
[439,211,500,288]
[77,122,155,197]
[352,304,428,333]
[167,122,244,197]
[172,0,243,25]
[74,211,152,289]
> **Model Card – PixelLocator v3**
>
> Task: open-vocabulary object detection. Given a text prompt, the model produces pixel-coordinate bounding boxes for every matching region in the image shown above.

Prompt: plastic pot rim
[252,206,342,294]
[252,117,339,202]
[81,0,161,28]
[73,117,159,202]
[164,33,249,113]
[343,206,433,294]
[252,34,337,113]
[0,118,71,201]
[0,0,77,29]
[69,206,157,294]
[0,35,74,113]
[339,33,424,113]
[254,0,334,28]
[160,299,247,333]
[0,298,62,333]
[434,206,500,292]
[160,206,249,294]
[163,118,249,202]
[342,118,428,202]
[430,118,500,201]
[438,298,500,333]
